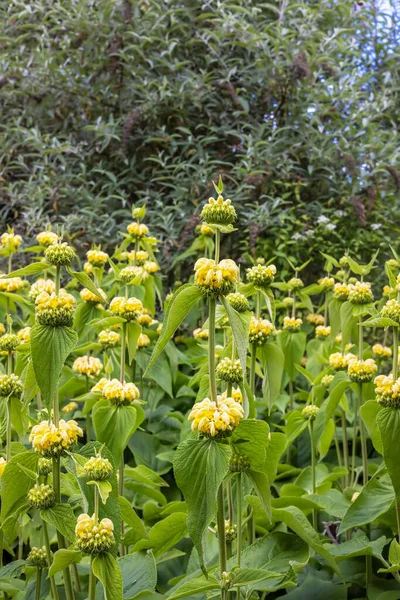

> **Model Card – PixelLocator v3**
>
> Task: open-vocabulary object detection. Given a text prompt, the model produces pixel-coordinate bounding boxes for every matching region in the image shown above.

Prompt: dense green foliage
[1,0,399,275]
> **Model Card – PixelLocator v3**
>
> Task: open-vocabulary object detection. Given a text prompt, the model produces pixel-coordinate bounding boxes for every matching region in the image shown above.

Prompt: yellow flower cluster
[220,388,243,404]
[86,249,109,267]
[318,277,335,291]
[193,328,209,340]
[375,374,400,407]
[381,299,400,324]
[302,405,320,420]
[62,401,79,413]
[315,325,331,338]
[30,419,83,457]
[288,277,304,291]
[144,260,159,274]
[127,222,149,238]
[80,287,107,304]
[99,329,120,348]
[0,457,7,476]
[0,333,20,352]
[17,327,31,344]
[329,352,357,371]
[246,264,277,287]
[73,356,103,377]
[37,231,59,246]
[189,395,244,438]
[84,262,93,274]
[372,343,392,358]
[347,358,377,383]
[1,231,22,253]
[75,513,115,554]
[92,378,108,393]
[333,283,351,301]
[348,281,374,304]
[321,374,334,387]
[306,313,325,326]
[194,258,239,297]
[200,224,214,236]
[128,250,149,264]
[101,378,140,406]
[0,374,23,398]
[0,324,4,335]
[0,277,24,293]
[110,296,143,321]
[201,194,236,226]
[249,317,274,345]
[137,333,150,348]
[35,290,76,327]
[120,265,149,283]
[137,309,153,327]
[29,278,55,301]
[283,316,303,333]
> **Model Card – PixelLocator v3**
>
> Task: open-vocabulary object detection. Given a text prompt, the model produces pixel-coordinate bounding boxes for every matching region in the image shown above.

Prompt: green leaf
[118,496,147,545]
[339,469,394,533]
[340,301,355,346]
[221,297,250,376]
[259,343,284,410]
[9,397,29,436]
[231,419,270,471]
[133,512,187,556]
[173,438,231,572]
[30,324,78,407]
[246,470,271,521]
[313,378,350,446]
[3,262,48,278]
[231,567,284,587]
[272,506,340,575]
[277,331,306,381]
[92,552,123,600]
[1,451,39,538]
[126,321,141,365]
[377,408,400,501]
[347,250,378,276]
[361,316,399,328]
[145,284,202,374]
[87,480,112,504]
[285,410,308,445]
[389,538,400,566]
[92,400,139,464]
[167,575,220,599]
[118,552,157,598]
[41,503,77,542]
[360,399,383,453]
[66,267,106,302]
[48,549,82,577]
[326,535,387,562]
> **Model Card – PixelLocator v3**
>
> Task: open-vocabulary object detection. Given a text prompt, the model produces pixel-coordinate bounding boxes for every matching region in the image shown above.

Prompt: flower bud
[321,374,334,388]
[216,357,243,383]
[37,231,59,247]
[0,374,23,398]
[127,222,149,238]
[348,281,374,304]
[226,292,249,313]
[44,242,76,266]
[0,333,20,352]
[27,547,48,568]
[246,264,276,287]
[288,277,304,291]
[318,277,335,291]
[110,296,143,321]
[86,249,109,267]
[201,194,236,226]
[38,458,52,476]
[283,316,303,333]
[28,484,56,509]
[306,313,325,326]
[83,455,113,481]
[381,299,400,324]
[99,329,120,349]
[229,454,251,472]
[302,405,320,420]
[249,317,274,345]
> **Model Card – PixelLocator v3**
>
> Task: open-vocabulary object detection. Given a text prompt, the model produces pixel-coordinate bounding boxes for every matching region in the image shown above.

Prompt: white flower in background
[371,223,382,230]
[317,215,329,224]
[326,223,336,231]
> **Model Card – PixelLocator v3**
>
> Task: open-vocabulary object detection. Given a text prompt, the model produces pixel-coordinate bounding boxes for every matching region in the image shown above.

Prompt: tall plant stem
[393,327,399,380]
[88,556,96,600]
[209,298,218,405]
[358,384,368,486]
[85,375,90,443]
[6,351,13,462]
[35,569,42,600]
[216,485,227,600]
[55,266,61,295]
[309,422,317,530]
[236,473,243,600]
[119,320,127,555]
[42,519,59,599]
[249,346,257,396]
[52,457,75,600]
[226,480,233,560]
[341,408,349,487]
[334,421,342,468]
[396,499,400,545]
[120,322,127,384]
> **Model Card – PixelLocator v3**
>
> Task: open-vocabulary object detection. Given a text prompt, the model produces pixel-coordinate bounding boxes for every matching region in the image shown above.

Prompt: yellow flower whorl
[75,513,115,554]
[189,395,244,438]
[30,419,83,457]
[72,356,103,378]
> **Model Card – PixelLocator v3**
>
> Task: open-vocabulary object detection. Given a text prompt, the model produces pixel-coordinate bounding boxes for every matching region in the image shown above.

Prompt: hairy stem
[216,485,227,599]
[42,520,59,600]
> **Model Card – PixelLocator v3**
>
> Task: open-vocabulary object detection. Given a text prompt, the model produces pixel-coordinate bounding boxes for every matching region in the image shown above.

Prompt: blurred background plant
[0,0,399,282]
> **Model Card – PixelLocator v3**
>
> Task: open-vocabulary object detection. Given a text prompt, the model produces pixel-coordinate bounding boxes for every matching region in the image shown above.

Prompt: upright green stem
[215,230,220,263]
[358,384,368,486]
[396,499,400,545]
[216,485,227,599]
[119,320,127,556]
[393,327,399,380]
[55,266,61,295]
[88,556,96,600]
[358,315,363,360]
[85,375,91,443]
[52,457,75,600]
[209,298,218,405]
[289,380,294,412]
[6,352,13,461]
[42,520,59,600]
[236,473,242,567]
[341,408,349,487]
[249,346,257,395]
[120,322,127,384]
[35,569,42,600]
[309,422,317,530]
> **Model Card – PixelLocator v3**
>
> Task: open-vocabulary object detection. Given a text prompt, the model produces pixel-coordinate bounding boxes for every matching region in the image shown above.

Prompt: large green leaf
[30,324,78,407]
[167,575,220,599]
[118,552,157,598]
[126,321,141,365]
[48,549,82,577]
[66,267,105,302]
[377,408,400,501]
[277,331,306,381]
[312,377,350,446]
[1,451,38,539]
[221,296,251,375]
[92,400,139,464]
[272,506,340,575]
[173,438,231,571]
[145,284,202,373]
[339,470,394,533]
[41,503,77,542]
[246,470,271,521]
[3,262,48,278]
[118,496,147,546]
[339,301,355,346]
[133,512,187,556]
[231,419,270,471]
[92,552,123,600]
[361,399,383,453]
[259,343,284,410]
